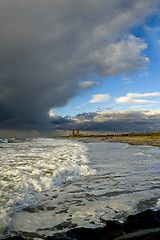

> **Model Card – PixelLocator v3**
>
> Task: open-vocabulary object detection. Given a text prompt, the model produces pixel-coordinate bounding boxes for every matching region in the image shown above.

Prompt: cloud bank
[0,0,159,129]
[51,110,160,133]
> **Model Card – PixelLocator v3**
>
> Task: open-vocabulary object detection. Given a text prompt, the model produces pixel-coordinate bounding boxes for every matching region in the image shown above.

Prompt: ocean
[0,138,160,239]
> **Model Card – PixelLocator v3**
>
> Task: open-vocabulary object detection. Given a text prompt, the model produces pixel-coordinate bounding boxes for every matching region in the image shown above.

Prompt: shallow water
[0,138,160,239]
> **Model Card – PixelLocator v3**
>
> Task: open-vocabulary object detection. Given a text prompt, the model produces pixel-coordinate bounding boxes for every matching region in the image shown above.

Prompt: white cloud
[48,108,57,118]
[122,75,133,84]
[145,25,160,33]
[130,105,154,109]
[79,81,98,90]
[115,92,160,104]
[89,35,149,77]
[127,92,160,98]
[139,72,149,77]
[90,94,110,103]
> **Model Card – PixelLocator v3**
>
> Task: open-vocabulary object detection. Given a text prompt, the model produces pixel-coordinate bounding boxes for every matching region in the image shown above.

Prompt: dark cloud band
[51,110,160,133]
[0,0,159,129]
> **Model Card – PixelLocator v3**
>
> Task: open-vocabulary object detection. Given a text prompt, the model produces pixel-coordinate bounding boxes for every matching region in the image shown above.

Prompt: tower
[72,129,75,137]
[76,129,79,136]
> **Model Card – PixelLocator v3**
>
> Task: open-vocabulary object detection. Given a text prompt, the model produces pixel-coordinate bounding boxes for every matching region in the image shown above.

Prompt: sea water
[0,138,160,239]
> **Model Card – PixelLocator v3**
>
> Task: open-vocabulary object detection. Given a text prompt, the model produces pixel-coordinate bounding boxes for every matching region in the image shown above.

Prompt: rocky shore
[3,209,160,240]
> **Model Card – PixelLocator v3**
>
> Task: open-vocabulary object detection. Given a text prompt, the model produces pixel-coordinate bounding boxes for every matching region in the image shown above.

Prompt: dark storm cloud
[51,110,160,133]
[0,0,159,129]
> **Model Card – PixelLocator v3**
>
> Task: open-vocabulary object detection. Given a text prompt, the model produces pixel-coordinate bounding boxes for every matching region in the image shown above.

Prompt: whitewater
[0,138,160,239]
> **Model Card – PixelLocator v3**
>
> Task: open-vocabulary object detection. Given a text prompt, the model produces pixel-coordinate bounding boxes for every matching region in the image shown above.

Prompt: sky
[0,0,160,134]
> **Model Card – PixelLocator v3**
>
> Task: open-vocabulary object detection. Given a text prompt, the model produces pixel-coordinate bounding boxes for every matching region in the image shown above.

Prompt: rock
[124,215,140,233]
[124,209,160,233]
[2,237,25,240]
[45,235,74,240]
[103,220,126,239]
[44,210,160,240]
[66,227,103,240]
[66,221,125,240]
[3,209,160,240]
[136,209,160,229]
[114,227,160,240]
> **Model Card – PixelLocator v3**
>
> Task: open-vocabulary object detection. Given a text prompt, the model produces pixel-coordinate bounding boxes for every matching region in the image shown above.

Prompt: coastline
[55,135,160,147]
[108,136,160,147]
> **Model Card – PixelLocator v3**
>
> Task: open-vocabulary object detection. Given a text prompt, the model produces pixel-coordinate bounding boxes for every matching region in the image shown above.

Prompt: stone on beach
[114,228,160,240]
[3,209,160,240]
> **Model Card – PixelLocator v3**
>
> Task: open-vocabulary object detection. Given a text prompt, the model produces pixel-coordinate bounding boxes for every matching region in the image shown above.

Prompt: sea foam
[0,138,95,234]
[0,138,159,239]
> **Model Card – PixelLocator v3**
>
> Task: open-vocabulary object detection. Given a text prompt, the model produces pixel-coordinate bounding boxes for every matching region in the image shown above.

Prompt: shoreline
[108,136,160,147]
[55,135,160,147]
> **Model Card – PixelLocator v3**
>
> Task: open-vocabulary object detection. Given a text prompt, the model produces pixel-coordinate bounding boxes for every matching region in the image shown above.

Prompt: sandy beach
[108,136,160,146]
[58,134,160,147]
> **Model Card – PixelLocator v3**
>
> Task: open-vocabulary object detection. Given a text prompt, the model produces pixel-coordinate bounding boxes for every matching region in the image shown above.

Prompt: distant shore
[56,135,160,147]
[108,136,160,146]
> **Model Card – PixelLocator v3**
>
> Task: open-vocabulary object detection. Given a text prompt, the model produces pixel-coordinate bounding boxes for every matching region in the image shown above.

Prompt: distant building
[72,129,75,137]
[76,129,79,135]
[72,128,80,137]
